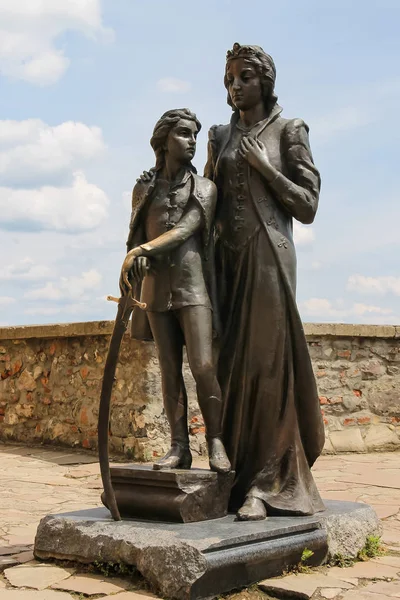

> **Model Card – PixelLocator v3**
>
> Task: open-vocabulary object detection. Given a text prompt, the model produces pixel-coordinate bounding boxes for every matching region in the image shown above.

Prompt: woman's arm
[203,125,218,182]
[240,119,320,224]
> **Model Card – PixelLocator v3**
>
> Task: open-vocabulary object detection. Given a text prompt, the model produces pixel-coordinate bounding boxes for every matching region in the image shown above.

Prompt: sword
[98,291,146,521]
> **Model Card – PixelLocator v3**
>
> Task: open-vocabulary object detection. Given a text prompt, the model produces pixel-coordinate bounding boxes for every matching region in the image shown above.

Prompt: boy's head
[150,108,201,172]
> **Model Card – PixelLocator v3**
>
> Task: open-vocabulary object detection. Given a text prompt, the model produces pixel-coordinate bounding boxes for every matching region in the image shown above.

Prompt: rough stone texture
[0,321,399,456]
[106,465,235,522]
[319,502,382,559]
[33,500,380,600]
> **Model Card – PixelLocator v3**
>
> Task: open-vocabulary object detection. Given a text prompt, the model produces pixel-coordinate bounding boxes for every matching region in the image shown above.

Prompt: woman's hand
[136,168,156,184]
[239,137,276,180]
[119,247,150,293]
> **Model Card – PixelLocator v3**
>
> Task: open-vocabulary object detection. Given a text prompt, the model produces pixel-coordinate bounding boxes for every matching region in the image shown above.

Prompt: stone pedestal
[33,500,381,600]
[101,465,234,522]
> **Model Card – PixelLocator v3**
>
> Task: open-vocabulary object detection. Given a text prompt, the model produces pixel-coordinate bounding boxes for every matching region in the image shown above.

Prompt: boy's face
[166,118,198,164]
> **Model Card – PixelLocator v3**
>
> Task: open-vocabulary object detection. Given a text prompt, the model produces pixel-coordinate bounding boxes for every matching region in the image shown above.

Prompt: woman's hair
[224,43,278,114]
[150,108,201,172]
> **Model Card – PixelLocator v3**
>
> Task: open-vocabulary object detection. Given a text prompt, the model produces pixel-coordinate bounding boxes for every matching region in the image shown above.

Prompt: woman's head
[224,43,277,113]
[150,108,201,172]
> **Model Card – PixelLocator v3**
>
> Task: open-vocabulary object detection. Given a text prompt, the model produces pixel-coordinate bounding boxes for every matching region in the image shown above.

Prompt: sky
[0,0,399,327]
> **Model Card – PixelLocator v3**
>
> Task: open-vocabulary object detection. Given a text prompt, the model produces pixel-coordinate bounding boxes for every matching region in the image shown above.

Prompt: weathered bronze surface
[204,43,325,520]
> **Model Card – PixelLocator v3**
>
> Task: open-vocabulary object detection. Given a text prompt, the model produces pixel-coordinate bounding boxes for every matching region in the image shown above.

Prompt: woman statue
[204,43,325,520]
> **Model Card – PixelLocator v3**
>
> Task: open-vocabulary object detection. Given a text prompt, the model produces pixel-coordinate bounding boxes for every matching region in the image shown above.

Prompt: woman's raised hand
[239,137,275,179]
[136,168,156,183]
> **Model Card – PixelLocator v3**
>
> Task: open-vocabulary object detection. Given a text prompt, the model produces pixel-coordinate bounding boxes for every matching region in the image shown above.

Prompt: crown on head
[226,42,259,61]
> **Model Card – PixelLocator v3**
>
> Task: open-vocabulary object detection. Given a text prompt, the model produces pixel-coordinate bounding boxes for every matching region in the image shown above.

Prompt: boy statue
[120,108,231,474]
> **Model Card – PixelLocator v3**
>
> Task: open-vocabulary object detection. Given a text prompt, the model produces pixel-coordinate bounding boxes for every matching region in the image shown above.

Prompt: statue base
[33,501,381,600]
[101,465,235,522]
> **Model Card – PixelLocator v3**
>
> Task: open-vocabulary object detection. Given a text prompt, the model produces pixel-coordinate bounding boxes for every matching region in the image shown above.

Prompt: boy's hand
[119,248,150,293]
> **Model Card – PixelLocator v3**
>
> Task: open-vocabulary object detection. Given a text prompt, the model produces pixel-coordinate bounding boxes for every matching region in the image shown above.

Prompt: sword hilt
[107,295,147,310]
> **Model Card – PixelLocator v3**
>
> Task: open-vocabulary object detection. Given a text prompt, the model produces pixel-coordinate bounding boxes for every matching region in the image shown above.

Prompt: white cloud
[353,303,393,316]
[301,298,346,319]
[301,297,394,321]
[347,274,400,297]
[157,78,191,93]
[0,119,105,186]
[0,257,52,281]
[0,0,112,85]
[311,106,373,144]
[24,306,62,316]
[293,222,315,246]
[0,296,14,306]
[26,282,62,301]
[0,171,109,232]
[25,269,102,302]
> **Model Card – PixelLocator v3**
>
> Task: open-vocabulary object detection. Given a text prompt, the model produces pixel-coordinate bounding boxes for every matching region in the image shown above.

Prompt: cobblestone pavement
[0,444,399,599]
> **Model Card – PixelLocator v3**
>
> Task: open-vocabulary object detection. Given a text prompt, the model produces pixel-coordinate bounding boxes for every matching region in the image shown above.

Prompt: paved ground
[0,444,399,599]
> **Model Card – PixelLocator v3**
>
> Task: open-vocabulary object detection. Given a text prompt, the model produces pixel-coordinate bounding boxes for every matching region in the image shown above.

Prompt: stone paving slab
[101,593,158,600]
[259,572,355,598]
[328,561,400,580]
[319,589,342,599]
[51,573,131,595]
[0,445,399,599]
[0,591,74,599]
[4,563,74,590]
[363,581,400,596]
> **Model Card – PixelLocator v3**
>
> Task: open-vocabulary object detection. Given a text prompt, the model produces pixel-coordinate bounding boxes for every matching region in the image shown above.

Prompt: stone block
[34,500,380,600]
[16,370,37,392]
[103,465,235,522]
[318,502,382,559]
[364,424,399,451]
[322,436,335,454]
[329,429,365,453]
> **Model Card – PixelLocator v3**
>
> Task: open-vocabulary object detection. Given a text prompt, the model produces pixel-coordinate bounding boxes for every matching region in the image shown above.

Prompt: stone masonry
[0,321,399,458]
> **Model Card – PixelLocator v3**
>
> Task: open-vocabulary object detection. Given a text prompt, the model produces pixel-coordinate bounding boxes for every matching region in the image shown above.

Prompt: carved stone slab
[102,465,235,522]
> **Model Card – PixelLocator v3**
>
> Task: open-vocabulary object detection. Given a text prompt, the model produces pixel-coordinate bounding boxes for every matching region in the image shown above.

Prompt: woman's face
[226,58,263,111]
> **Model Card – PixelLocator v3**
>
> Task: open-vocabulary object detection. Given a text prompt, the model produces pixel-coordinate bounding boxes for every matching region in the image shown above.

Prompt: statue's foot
[208,437,231,474]
[236,497,267,521]
[153,445,192,470]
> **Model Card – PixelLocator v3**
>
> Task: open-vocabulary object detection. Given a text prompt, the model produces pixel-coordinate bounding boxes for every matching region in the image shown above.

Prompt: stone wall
[0,321,399,458]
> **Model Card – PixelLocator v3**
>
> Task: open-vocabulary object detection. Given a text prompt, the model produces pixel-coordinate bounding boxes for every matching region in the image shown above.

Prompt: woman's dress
[205,106,325,515]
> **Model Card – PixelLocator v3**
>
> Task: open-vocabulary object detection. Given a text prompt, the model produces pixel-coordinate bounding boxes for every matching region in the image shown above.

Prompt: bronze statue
[120,109,231,475]
[204,43,325,520]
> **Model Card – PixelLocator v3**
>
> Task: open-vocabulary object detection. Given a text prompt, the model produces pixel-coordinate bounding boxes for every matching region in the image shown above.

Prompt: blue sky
[1,0,399,326]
